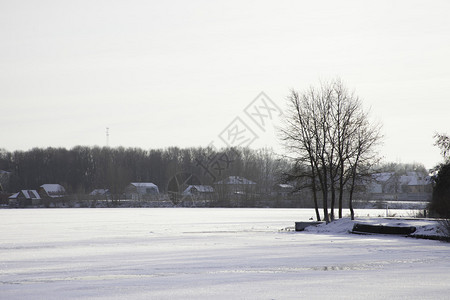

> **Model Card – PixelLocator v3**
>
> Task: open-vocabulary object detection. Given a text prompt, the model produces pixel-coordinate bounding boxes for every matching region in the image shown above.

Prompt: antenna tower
[106,127,110,147]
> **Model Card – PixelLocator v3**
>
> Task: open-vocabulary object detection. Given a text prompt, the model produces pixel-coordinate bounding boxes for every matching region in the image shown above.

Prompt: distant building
[360,171,432,201]
[397,172,433,193]
[124,182,159,200]
[183,185,214,199]
[9,190,41,206]
[215,176,257,194]
[39,184,66,199]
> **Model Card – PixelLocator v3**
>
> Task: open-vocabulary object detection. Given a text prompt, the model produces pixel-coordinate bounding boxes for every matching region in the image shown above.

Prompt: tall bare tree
[281,79,382,222]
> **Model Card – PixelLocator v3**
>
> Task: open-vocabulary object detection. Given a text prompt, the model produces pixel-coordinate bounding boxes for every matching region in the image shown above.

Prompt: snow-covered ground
[305,216,448,237]
[1,208,449,299]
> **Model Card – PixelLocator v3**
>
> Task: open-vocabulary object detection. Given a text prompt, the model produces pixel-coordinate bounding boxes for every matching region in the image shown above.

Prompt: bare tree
[345,117,382,219]
[281,79,382,222]
[281,86,332,222]
[281,89,323,221]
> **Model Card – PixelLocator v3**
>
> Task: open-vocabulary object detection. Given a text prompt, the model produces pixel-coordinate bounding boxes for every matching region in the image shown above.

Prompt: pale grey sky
[1,0,449,169]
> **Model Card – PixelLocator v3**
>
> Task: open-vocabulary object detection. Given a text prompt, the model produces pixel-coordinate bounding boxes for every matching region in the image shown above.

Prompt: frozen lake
[1,208,449,299]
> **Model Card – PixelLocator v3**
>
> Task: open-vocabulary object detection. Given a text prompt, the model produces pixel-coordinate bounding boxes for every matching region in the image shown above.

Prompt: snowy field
[1,208,449,299]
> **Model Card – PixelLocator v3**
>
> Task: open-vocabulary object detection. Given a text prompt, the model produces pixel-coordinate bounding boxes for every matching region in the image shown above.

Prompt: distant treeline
[0,146,289,195]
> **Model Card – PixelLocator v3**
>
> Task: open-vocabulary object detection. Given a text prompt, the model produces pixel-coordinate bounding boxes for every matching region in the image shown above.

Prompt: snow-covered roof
[183,185,214,195]
[9,190,41,200]
[128,182,160,194]
[40,184,66,197]
[41,184,65,193]
[9,192,19,199]
[399,172,429,186]
[23,190,41,199]
[371,172,431,186]
[277,184,294,189]
[215,176,256,185]
[90,189,110,196]
[372,172,394,182]
[130,182,158,188]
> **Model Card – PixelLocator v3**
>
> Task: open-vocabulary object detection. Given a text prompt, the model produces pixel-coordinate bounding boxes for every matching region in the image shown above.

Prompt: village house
[397,172,433,194]
[182,185,214,199]
[9,190,41,207]
[361,171,432,201]
[215,176,257,195]
[124,182,159,200]
[39,184,66,199]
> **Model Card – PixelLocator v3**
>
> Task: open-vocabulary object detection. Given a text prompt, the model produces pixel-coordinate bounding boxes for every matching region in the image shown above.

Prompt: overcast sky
[1,0,449,169]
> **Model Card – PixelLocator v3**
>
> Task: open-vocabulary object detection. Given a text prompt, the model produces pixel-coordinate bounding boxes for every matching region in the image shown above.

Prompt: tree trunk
[321,167,330,223]
[330,179,336,221]
[349,165,358,220]
[323,190,329,223]
[349,186,355,220]
[338,187,344,218]
[312,187,321,221]
[338,164,345,218]
[310,165,321,221]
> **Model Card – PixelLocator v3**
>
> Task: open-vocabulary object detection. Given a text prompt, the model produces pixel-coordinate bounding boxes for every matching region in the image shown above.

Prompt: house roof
[23,190,41,199]
[130,182,158,188]
[40,184,66,197]
[128,182,160,194]
[41,184,66,193]
[277,184,294,189]
[215,176,256,185]
[372,172,394,182]
[22,190,41,199]
[399,172,430,186]
[9,192,19,199]
[183,185,214,194]
[90,189,110,196]
[371,172,431,186]
[9,190,41,200]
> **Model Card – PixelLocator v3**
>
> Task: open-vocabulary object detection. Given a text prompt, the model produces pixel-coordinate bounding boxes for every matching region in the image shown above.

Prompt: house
[183,185,214,199]
[124,182,159,200]
[397,172,433,193]
[215,176,257,194]
[39,184,66,199]
[367,172,432,194]
[361,171,432,201]
[9,190,41,206]
[366,172,393,194]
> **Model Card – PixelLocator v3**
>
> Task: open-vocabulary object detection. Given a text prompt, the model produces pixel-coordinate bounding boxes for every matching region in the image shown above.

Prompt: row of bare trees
[0,146,288,200]
[281,79,382,222]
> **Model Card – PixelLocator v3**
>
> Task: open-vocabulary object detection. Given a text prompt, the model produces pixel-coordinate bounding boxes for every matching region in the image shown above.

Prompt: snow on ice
[0,208,449,299]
